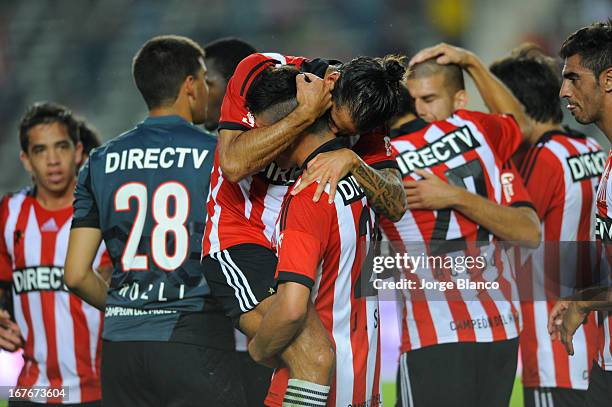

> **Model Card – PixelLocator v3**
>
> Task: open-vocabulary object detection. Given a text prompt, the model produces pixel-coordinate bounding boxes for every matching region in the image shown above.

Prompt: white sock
[282,378,330,406]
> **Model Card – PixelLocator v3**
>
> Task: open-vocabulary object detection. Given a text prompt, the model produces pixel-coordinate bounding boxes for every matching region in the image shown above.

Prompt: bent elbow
[219,157,247,183]
[63,266,81,291]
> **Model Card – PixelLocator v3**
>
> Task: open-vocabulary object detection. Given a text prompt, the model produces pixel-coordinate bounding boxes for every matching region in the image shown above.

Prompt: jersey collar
[142,115,191,126]
[300,138,347,170]
[390,118,429,138]
[536,126,587,145]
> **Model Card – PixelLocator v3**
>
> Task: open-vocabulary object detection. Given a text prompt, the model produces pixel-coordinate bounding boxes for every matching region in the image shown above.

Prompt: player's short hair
[406,59,465,94]
[333,55,405,133]
[77,119,102,155]
[490,49,563,124]
[559,19,612,78]
[19,102,79,152]
[132,35,205,109]
[246,66,328,134]
[245,66,299,121]
[204,37,256,81]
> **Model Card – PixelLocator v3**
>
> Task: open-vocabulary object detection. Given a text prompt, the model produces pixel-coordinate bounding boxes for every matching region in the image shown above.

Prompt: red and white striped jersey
[202,52,398,255]
[380,110,526,352]
[265,139,381,407]
[516,130,603,389]
[0,188,110,403]
[595,150,612,372]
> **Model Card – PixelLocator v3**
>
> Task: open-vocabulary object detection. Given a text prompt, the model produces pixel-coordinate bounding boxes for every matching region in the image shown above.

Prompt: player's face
[20,122,82,196]
[204,58,226,131]
[560,54,603,125]
[406,73,459,122]
[190,57,210,125]
[329,104,358,136]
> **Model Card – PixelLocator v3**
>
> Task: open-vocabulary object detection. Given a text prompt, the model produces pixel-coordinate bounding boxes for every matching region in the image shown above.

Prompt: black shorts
[586,363,612,407]
[202,244,278,321]
[523,387,586,407]
[101,340,247,407]
[396,338,518,407]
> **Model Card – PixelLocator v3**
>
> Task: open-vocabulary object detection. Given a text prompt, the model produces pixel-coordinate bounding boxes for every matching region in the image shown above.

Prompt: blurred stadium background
[0,0,611,405]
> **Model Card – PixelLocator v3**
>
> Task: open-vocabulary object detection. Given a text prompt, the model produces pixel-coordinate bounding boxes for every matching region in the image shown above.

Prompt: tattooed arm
[292,148,407,221]
[352,161,406,221]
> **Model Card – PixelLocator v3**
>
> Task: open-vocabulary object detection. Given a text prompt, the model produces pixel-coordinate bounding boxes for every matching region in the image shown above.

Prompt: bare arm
[353,163,407,222]
[0,288,23,352]
[452,190,541,247]
[291,149,407,221]
[405,170,541,246]
[410,43,534,139]
[248,282,310,363]
[64,228,109,311]
[219,73,332,182]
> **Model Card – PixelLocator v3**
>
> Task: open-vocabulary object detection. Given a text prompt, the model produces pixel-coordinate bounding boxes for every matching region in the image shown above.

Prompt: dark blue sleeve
[72,158,100,229]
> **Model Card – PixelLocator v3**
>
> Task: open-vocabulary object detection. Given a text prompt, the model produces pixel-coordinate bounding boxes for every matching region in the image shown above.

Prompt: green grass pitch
[382,377,524,406]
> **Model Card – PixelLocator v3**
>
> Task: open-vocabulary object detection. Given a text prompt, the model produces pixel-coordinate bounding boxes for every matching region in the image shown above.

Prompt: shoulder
[1,187,32,214]
[454,109,515,125]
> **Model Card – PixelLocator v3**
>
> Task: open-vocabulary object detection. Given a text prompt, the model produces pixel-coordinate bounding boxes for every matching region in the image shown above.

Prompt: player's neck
[148,104,193,123]
[596,99,612,142]
[294,132,336,168]
[390,113,418,130]
[530,121,564,145]
[34,178,76,211]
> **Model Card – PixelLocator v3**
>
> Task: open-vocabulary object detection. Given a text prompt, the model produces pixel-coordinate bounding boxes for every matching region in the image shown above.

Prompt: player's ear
[602,67,612,93]
[19,150,33,174]
[183,75,196,99]
[453,89,468,110]
[325,71,340,90]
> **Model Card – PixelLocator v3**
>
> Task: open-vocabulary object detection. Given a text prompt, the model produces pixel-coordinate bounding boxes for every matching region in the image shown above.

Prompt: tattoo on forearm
[352,166,406,221]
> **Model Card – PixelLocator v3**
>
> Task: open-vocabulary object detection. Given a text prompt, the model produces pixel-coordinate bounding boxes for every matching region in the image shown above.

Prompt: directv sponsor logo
[105,147,210,174]
[567,150,607,182]
[596,214,612,242]
[337,175,365,205]
[260,161,299,185]
[12,266,67,294]
[395,126,481,175]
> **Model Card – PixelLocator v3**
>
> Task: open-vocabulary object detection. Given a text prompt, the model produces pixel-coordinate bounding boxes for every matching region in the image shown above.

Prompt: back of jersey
[73,115,224,344]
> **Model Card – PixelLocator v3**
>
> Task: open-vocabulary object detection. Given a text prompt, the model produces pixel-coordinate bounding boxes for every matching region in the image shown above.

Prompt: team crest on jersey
[384,136,392,157]
[500,172,515,203]
[242,111,255,128]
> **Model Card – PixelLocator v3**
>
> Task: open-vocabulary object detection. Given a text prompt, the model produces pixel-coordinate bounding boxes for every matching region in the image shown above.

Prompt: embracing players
[382,46,541,407]
[244,66,382,407]
[201,50,407,404]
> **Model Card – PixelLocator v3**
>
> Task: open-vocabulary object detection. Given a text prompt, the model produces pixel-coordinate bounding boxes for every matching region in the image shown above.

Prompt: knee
[315,344,335,374]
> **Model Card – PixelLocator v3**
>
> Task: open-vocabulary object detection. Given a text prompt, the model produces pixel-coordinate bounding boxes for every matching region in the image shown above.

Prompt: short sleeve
[500,161,534,209]
[275,190,331,288]
[457,110,522,163]
[350,127,400,171]
[72,159,100,229]
[0,195,13,282]
[520,149,565,221]
[218,53,281,132]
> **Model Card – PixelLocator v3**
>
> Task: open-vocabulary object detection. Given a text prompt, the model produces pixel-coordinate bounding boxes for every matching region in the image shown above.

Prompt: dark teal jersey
[73,115,231,345]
